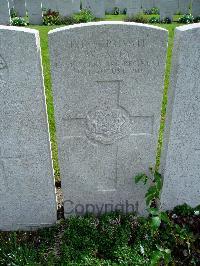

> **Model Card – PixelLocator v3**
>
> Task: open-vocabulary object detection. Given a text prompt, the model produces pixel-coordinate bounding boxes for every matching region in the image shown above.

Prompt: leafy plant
[113,7,120,15]
[149,16,160,23]
[61,16,76,25]
[125,13,148,24]
[10,8,18,18]
[178,14,194,24]
[43,9,62,25]
[194,16,200,22]
[11,17,28,26]
[143,7,159,15]
[161,16,172,24]
[73,9,95,23]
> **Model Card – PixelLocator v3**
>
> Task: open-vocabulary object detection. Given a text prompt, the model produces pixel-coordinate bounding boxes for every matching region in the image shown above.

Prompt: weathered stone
[160,24,200,210]
[159,0,179,20]
[42,0,58,11]
[13,0,26,17]
[49,22,168,216]
[142,0,154,10]
[127,0,142,16]
[82,0,105,18]
[178,0,190,14]
[26,0,43,25]
[192,0,200,17]
[0,26,57,231]
[0,0,10,25]
[55,0,80,17]
[8,0,14,9]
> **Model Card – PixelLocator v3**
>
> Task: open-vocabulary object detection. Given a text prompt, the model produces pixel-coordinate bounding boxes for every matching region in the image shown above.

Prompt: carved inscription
[63,80,154,192]
[86,107,130,144]
[67,38,160,76]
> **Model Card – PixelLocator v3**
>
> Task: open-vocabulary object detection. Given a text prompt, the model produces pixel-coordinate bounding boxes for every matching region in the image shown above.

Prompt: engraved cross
[63,80,154,192]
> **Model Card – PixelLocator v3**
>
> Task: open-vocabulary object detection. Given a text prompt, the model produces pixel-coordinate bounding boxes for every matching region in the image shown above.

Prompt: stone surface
[14,0,26,17]
[127,0,142,16]
[0,0,10,25]
[0,26,57,231]
[159,0,179,20]
[56,0,80,17]
[160,24,200,210]
[42,0,58,11]
[49,22,168,216]
[192,0,200,17]
[142,0,154,10]
[178,0,190,14]
[82,0,105,18]
[8,0,14,9]
[26,0,43,25]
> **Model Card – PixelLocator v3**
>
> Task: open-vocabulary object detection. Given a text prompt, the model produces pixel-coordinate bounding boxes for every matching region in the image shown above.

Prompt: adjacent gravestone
[82,0,105,18]
[14,0,26,17]
[160,24,200,210]
[56,0,80,17]
[159,0,179,21]
[0,0,10,25]
[115,0,128,13]
[192,0,200,17]
[42,0,57,11]
[142,0,154,10]
[8,0,14,9]
[0,26,57,231]
[105,0,116,13]
[49,22,168,216]
[26,0,43,25]
[178,0,190,14]
[127,0,142,16]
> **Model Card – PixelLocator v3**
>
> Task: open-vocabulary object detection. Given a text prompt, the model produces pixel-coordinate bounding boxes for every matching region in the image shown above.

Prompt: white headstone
[42,0,57,11]
[159,0,179,20]
[14,0,26,17]
[161,24,200,210]
[0,0,10,25]
[82,0,105,18]
[0,26,57,231]
[26,0,43,25]
[192,0,200,17]
[127,0,142,16]
[142,0,154,10]
[56,0,80,17]
[49,22,168,216]
[178,0,190,14]
[8,0,14,9]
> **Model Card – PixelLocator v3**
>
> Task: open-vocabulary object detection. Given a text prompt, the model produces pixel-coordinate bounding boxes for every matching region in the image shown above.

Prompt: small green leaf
[151,216,161,230]
[160,212,170,224]
[148,208,159,216]
[134,173,148,184]
[150,250,162,266]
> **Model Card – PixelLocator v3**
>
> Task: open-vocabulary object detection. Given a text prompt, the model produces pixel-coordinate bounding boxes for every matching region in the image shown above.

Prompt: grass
[0,206,199,265]
[29,20,179,181]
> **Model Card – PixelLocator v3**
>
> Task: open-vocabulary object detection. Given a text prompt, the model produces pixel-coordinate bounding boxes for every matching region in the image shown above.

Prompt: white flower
[140,244,145,255]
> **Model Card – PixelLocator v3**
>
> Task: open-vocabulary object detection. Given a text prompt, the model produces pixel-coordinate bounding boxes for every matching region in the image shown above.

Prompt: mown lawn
[29,20,178,181]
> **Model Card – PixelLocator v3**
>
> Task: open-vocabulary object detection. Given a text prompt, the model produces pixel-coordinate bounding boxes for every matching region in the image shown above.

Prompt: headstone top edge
[0,25,39,35]
[176,23,200,32]
[48,21,169,35]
